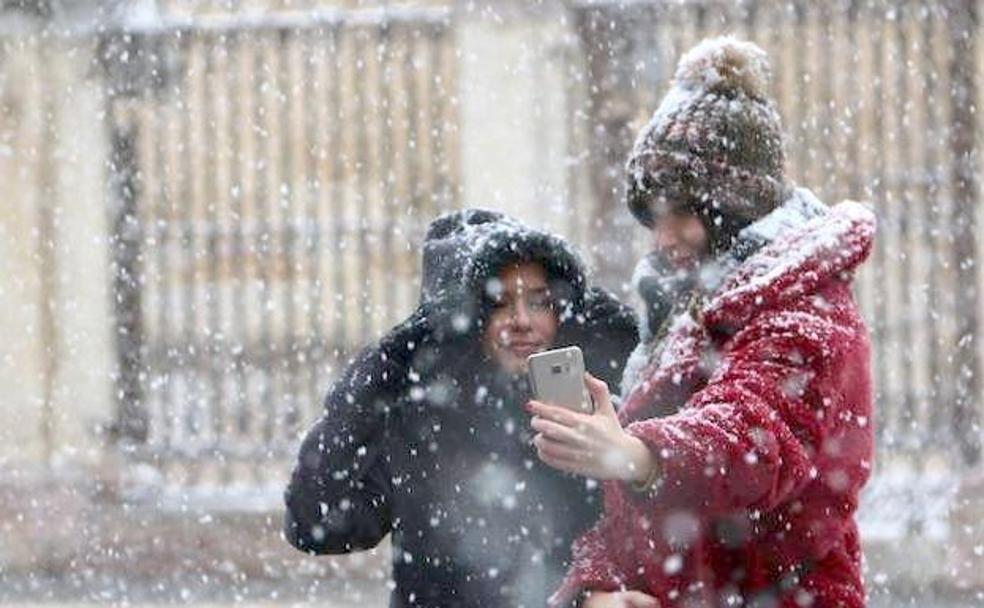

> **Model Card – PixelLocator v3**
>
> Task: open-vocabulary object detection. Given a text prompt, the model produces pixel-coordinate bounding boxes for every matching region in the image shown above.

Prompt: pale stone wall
[0,37,114,469]
[0,39,47,467]
[457,1,593,258]
[46,39,115,467]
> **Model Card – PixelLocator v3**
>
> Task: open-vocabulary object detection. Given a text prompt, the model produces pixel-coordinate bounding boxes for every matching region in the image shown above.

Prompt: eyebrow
[498,285,551,300]
[510,285,550,295]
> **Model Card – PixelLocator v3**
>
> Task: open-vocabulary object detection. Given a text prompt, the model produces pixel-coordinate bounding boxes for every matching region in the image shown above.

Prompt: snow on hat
[625,36,788,242]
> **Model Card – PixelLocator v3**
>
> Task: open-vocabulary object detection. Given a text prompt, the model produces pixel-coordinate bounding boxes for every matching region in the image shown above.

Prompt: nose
[511,300,533,328]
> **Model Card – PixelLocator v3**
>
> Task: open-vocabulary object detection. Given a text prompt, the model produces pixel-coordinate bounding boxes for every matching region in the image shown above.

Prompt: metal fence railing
[98,9,459,478]
[2,0,980,487]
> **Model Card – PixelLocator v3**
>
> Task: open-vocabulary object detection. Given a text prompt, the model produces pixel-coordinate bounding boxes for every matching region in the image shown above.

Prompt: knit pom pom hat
[626,36,789,246]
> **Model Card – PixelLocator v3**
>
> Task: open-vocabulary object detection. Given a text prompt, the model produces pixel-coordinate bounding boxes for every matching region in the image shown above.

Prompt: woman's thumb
[584,373,616,417]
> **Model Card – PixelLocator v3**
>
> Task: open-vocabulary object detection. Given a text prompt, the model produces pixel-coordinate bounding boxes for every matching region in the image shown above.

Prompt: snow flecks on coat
[285,209,638,608]
[551,196,877,608]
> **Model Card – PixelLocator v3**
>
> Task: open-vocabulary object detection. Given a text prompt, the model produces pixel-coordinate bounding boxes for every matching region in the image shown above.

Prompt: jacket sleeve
[548,522,630,607]
[284,343,402,554]
[620,307,863,517]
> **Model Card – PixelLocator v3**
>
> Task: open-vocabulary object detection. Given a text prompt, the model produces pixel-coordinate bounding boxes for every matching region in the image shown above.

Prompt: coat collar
[702,196,876,333]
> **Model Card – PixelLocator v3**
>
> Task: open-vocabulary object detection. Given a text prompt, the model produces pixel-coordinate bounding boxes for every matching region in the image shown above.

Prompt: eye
[490,296,510,310]
[528,294,554,312]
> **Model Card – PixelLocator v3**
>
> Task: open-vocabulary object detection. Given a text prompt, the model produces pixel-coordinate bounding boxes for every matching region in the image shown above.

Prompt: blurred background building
[0,0,981,604]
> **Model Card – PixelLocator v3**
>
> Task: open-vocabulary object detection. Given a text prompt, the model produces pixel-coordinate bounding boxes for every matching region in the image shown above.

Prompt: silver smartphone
[526,346,593,413]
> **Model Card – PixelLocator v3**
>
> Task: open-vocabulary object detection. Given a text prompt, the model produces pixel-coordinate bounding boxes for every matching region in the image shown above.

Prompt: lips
[505,341,541,357]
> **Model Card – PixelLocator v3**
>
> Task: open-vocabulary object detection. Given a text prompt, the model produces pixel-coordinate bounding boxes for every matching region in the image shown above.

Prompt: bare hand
[527,373,655,482]
[582,590,661,608]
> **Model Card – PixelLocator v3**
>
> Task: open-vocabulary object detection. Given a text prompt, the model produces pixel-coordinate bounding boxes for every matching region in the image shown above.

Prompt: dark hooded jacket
[284,209,638,608]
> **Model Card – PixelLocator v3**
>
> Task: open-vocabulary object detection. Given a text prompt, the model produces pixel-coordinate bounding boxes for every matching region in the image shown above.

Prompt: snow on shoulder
[705,199,876,327]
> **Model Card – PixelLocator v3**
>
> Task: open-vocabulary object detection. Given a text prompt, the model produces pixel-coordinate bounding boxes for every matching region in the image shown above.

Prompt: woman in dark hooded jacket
[284,209,638,607]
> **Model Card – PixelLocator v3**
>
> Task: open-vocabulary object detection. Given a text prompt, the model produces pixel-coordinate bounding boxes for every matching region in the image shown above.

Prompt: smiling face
[482,262,559,375]
[650,210,710,267]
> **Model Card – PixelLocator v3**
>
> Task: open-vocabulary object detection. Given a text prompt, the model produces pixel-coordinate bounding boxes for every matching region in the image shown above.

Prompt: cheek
[484,313,508,345]
[683,220,709,248]
[534,316,559,343]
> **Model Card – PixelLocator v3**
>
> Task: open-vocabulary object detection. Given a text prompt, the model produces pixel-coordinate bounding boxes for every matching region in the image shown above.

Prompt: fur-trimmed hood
[418,208,588,340]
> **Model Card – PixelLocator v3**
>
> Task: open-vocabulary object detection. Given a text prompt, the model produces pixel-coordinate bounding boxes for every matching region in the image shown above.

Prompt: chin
[506,359,528,375]
[497,355,528,376]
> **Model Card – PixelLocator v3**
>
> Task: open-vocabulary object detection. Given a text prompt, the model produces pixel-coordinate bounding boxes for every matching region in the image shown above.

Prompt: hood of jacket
[418,208,588,340]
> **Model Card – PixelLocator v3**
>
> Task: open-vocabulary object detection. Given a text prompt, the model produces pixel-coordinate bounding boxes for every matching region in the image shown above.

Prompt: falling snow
[0,1,981,607]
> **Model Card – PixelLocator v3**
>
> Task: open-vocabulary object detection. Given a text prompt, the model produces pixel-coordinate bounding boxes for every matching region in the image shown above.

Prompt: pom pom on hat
[673,35,772,100]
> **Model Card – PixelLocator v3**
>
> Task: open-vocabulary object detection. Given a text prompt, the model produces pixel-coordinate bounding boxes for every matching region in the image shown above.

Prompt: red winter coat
[552,201,876,608]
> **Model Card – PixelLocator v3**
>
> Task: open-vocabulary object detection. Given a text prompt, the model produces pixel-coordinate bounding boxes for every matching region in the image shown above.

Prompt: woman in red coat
[527,37,876,608]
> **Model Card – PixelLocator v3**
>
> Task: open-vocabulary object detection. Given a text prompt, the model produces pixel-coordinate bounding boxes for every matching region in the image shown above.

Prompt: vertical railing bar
[329,26,348,360]
[921,9,946,445]
[428,22,450,215]
[419,24,435,223]
[378,22,398,326]
[254,29,275,449]
[819,2,837,200]
[845,0,863,201]
[233,29,254,443]
[869,6,891,447]
[187,30,208,482]
[303,27,326,425]
[391,23,423,314]
[403,26,422,227]
[791,1,809,183]
[113,42,150,448]
[203,31,226,461]
[440,22,461,213]
[892,3,918,449]
[353,26,372,345]
[224,29,246,445]
[563,9,585,256]
[163,33,185,457]
[174,31,195,457]
[134,34,153,455]
[175,30,194,452]
[152,33,176,460]
[36,36,57,467]
[278,27,300,441]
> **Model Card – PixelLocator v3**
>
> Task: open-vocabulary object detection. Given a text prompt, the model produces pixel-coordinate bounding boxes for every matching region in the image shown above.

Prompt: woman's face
[482,262,559,374]
[650,211,709,267]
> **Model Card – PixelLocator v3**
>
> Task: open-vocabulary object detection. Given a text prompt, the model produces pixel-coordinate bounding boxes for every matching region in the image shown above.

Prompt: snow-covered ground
[1,578,980,608]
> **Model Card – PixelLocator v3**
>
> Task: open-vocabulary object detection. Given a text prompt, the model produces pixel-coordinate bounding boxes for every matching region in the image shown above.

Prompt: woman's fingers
[526,399,586,428]
[533,434,585,462]
[534,448,582,475]
[530,416,587,446]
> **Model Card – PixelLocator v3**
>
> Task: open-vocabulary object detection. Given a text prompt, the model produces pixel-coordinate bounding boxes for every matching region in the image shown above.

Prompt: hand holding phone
[526,346,593,413]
